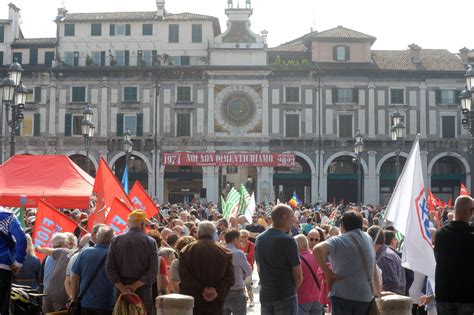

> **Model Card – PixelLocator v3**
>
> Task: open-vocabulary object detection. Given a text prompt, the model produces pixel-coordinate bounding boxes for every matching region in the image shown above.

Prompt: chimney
[57,7,68,19]
[8,3,21,40]
[156,0,165,18]
[459,47,469,64]
[409,43,422,64]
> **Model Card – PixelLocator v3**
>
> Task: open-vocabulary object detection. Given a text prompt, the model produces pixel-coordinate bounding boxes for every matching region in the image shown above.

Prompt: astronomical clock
[214,85,262,134]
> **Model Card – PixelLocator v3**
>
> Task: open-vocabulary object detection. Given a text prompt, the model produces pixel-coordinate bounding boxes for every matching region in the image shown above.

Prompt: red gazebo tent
[0,155,94,209]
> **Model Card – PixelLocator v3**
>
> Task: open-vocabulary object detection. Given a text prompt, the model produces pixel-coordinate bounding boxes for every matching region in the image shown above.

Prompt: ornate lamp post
[353,130,364,204]
[460,65,474,137]
[122,129,133,181]
[390,109,406,179]
[1,59,28,157]
[80,105,94,175]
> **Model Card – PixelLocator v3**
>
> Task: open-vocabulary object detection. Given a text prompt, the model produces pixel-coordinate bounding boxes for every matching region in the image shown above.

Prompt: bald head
[271,204,294,230]
[454,195,473,223]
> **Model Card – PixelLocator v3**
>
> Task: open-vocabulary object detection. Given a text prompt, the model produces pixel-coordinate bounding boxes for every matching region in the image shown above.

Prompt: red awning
[0,155,94,209]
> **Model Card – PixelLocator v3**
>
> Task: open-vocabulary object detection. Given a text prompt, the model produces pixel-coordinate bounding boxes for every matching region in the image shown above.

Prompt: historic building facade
[0,1,472,205]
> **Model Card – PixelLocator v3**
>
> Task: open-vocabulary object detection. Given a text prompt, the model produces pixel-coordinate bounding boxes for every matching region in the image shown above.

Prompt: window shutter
[34,87,41,103]
[29,48,38,65]
[124,50,129,67]
[65,113,72,136]
[345,46,350,61]
[125,24,131,36]
[454,90,461,105]
[353,88,359,104]
[333,46,337,61]
[34,112,41,136]
[117,113,124,136]
[435,89,441,105]
[332,88,337,104]
[109,24,115,36]
[100,51,106,66]
[136,113,144,136]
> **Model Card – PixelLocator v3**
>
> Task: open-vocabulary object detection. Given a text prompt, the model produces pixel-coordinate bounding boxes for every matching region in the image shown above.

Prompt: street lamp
[122,128,133,178]
[353,130,364,204]
[460,65,474,136]
[390,109,406,179]
[80,105,94,175]
[1,59,28,157]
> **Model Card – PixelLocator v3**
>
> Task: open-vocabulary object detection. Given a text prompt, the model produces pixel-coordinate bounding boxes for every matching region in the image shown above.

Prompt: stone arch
[64,150,99,170]
[109,151,152,175]
[376,152,410,175]
[283,151,316,174]
[428,152,471,176]
[15,150,41,155]
[323,151,368,175]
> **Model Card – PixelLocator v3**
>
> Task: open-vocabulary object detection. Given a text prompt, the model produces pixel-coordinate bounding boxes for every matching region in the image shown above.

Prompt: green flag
[12,207,26,229]
[238,184,250,215]
[223,187,240,220]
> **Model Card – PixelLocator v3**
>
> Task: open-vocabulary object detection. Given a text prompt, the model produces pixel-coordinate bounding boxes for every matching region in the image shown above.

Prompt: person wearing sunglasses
[306,229,321,251]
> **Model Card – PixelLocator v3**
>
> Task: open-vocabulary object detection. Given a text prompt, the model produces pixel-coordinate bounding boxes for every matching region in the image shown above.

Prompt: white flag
[385,135,436,278]
[245,193,256,224]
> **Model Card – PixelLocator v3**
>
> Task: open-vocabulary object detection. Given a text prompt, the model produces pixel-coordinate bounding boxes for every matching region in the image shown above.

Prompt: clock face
[215,85,262,134]
[222,93,256,127]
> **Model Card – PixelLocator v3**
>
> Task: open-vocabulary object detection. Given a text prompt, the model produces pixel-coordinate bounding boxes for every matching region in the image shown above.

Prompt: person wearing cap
[105,209,159,315]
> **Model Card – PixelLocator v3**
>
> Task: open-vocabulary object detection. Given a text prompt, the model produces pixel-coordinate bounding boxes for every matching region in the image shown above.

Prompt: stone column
[366,151,377,205]
[368,82,375,139]
[158,164,165,203]
[207,81,215,135]
[48,85,57,136]
[262,81,269,136]
[421,151,429,190]
[202,166,219,203]
[100,84,108,137]
[257,166,271,203]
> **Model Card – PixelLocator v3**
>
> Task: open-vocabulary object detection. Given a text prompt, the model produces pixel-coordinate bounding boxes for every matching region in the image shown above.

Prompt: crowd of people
[0,195,473,315]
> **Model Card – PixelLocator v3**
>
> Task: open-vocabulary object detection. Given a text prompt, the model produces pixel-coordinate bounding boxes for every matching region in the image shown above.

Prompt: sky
[2,0,473,52]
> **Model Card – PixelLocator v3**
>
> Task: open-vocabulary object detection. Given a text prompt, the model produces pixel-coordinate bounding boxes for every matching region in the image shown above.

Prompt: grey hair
[51,233,68,248]
[78,234,91,249]
[294,234,309,250]
[65,232,78,249]
[97,226,115,245]
[197,221,216,238]
[159,247,175,259]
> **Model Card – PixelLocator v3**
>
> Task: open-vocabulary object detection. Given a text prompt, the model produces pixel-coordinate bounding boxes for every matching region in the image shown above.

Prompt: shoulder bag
[347,233,381,315]
[299,255,321,290]
[68,252,108,315]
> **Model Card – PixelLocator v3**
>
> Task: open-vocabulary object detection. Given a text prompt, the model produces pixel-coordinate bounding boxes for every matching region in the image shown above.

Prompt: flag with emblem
[223,187,240,220]
[385,135,436,278]
[238,184,251,215]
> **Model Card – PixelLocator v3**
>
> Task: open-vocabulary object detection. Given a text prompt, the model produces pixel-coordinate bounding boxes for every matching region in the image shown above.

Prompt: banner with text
[162,152,295,167]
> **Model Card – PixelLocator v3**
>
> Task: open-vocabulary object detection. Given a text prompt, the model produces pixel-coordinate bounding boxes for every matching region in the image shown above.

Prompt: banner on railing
[162,152,295,167]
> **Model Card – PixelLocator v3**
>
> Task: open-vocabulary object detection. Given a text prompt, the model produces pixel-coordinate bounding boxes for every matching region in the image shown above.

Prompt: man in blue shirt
[0,207,27,314]
[71,226,116,314]
[255,204,302,315]
[223,229,252,314]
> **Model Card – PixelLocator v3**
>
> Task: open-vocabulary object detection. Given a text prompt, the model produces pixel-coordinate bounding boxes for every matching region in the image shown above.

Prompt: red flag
[33,200,77,261]
[447,198,453,207]
[105,198,132,235]
[129,181,159,220]
[427,190,436,212]
[460,183,471,196]
[88,158,133,231]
